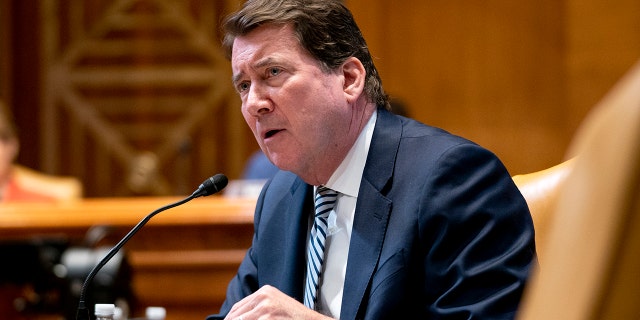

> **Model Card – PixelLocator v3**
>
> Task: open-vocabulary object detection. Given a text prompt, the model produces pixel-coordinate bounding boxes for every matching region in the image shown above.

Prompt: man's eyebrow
[254,57,276,70]
[232,71,245,86]
[233,57,279,84]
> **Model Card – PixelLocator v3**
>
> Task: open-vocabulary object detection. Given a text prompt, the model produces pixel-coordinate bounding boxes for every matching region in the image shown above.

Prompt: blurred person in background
[0,100,56,202]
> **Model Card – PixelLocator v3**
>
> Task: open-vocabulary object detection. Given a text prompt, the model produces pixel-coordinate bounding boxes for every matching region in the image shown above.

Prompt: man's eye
[268,67,281,77]
[238,82,250,92]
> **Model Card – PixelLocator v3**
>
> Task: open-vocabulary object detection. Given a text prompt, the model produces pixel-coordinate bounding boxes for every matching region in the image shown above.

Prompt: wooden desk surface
[0,196,257,320]
[0,196,255,230]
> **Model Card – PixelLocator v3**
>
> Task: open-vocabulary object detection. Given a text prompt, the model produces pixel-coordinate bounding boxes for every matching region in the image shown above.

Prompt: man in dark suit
[209,0,536,319]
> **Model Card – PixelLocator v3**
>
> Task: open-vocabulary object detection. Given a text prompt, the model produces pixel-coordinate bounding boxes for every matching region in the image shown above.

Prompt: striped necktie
[304,186,338,310]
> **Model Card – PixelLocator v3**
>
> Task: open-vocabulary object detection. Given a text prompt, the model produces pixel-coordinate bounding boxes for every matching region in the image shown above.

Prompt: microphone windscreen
[199,174,229,196]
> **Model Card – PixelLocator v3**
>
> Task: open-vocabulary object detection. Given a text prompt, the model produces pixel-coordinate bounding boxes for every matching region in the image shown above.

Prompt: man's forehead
[233,27,286,58]
[231,25,302,70]
[234,23,296,49]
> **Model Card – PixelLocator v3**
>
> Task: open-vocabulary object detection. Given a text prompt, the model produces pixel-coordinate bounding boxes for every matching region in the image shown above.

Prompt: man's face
[231,24,359,183]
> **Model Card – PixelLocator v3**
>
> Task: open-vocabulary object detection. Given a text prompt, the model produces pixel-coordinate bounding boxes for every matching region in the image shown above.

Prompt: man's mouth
[264,129,282,139]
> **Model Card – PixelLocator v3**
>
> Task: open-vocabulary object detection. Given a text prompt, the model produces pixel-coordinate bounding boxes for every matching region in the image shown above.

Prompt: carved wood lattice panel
[41,0,250,197]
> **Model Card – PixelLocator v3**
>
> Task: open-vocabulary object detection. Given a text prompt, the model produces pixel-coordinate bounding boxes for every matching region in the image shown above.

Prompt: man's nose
[245,85,273,116]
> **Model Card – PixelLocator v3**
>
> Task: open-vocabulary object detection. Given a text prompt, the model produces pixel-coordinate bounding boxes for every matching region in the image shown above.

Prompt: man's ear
[341,57,366,104]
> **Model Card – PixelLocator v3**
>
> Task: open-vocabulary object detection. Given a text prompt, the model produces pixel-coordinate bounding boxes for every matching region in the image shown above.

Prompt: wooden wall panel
[36,0,254,197]
[0,1,11,106]
[565,0,640,133]
[4,0,640,193]
[347,0,640,175]
[6,0,255,198]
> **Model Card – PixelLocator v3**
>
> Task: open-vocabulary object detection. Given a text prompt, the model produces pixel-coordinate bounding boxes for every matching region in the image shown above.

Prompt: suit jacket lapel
[340,109,401,320]
[262,176,314,301]
[287,181,314,301]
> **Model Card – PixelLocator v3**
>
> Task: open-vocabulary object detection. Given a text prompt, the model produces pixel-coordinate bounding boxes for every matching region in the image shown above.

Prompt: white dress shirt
[314,110,377,318]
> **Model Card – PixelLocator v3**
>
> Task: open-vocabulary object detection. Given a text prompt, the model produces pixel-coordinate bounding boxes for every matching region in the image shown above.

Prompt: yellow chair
[512,158,574,257]
[12,164,83,201]
[516,59,640,319]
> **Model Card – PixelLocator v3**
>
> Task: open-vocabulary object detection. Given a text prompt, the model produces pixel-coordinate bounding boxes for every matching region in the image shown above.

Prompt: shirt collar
[323,109,377,198]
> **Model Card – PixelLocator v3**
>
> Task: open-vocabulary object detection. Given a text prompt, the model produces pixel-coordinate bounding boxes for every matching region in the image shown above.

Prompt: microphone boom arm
[76,174,228,320]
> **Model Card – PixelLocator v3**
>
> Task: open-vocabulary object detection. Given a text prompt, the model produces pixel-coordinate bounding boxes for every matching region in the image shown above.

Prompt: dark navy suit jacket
[208,108,536,319]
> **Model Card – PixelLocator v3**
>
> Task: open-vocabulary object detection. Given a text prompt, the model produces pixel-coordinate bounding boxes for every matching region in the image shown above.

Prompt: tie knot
[315,186,338,219]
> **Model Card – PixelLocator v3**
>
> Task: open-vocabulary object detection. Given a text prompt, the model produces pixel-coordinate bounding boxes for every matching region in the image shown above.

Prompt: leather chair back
[512,158,574,258]
[517,60,640,319]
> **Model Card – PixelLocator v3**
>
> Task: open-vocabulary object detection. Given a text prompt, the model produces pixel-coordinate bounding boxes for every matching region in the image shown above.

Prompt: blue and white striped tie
[304,186,338,310]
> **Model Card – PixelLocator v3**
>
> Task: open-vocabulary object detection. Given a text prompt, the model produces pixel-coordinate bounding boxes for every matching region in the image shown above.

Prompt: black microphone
[76,174,228,320]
